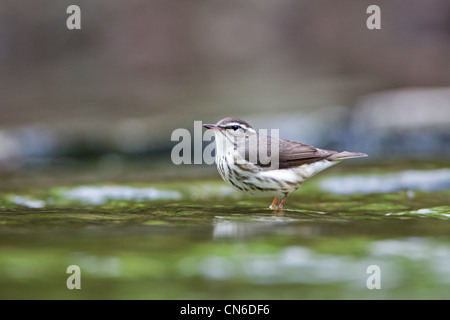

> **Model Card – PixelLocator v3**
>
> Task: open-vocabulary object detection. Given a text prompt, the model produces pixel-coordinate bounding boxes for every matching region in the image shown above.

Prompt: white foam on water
[63,185,181,205]
[320,169,450,195]
[11,196,46,208]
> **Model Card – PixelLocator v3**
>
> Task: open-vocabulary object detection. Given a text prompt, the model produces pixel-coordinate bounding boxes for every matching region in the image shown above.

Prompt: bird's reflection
[212,215,322,240]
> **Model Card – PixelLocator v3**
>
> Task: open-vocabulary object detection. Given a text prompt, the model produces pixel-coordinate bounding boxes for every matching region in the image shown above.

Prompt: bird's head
[203,117,257,139]
[203,117,257,155]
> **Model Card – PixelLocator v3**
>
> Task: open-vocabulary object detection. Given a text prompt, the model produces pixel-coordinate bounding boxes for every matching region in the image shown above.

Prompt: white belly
[215,149,339,198]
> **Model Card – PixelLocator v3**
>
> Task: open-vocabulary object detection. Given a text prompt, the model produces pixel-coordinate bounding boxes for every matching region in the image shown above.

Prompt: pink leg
[269,197,278,210]
[277,197,287,210]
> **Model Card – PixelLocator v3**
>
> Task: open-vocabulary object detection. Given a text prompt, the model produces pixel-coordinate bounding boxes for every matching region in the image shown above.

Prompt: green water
[1,163,449,299]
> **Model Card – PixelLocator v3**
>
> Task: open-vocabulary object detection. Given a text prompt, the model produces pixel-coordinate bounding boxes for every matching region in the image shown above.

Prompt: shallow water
[0,163,449,299]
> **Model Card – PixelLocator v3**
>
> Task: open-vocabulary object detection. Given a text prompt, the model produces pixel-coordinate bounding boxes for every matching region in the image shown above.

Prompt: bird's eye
[231,125,239,131]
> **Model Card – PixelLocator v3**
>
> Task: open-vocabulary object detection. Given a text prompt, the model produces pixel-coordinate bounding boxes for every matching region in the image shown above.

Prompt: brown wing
[276,137,336,168]
[241,134,336,169]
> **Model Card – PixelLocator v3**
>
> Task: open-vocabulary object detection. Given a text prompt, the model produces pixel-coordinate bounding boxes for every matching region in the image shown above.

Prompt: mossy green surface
[0,164,449,299]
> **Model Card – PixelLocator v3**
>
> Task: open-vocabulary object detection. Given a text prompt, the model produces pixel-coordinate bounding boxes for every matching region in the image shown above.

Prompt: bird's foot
[277,198,286,210]
[269,197,278,210]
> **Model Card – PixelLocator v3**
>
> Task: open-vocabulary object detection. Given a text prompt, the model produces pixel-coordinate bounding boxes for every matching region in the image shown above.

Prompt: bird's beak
[203,124,222,131]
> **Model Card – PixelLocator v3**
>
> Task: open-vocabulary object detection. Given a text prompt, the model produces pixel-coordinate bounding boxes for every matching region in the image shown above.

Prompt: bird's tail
[327,151,368,161]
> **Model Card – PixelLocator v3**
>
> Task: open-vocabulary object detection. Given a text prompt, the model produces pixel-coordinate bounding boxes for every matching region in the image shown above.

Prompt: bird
[203,117,367,210]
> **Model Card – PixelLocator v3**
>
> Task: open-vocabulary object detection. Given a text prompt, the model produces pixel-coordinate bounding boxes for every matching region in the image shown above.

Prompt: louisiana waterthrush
[203,117,367,210]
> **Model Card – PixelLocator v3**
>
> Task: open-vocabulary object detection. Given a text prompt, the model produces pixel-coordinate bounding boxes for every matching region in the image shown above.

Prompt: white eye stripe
[221,123,245,130]
[232,123,250,129]
[218,122,255,133]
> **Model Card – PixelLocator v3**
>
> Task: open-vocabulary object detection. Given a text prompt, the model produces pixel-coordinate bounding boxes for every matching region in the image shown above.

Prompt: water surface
[0,164,449,299]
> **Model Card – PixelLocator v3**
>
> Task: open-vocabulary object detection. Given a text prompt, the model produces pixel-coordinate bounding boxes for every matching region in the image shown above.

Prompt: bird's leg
[269,197,278,210]
[277,197,287,210]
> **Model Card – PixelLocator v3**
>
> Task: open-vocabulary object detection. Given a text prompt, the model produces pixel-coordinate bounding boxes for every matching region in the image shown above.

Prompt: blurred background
[1,0,450,301]
[1,0,449,182]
